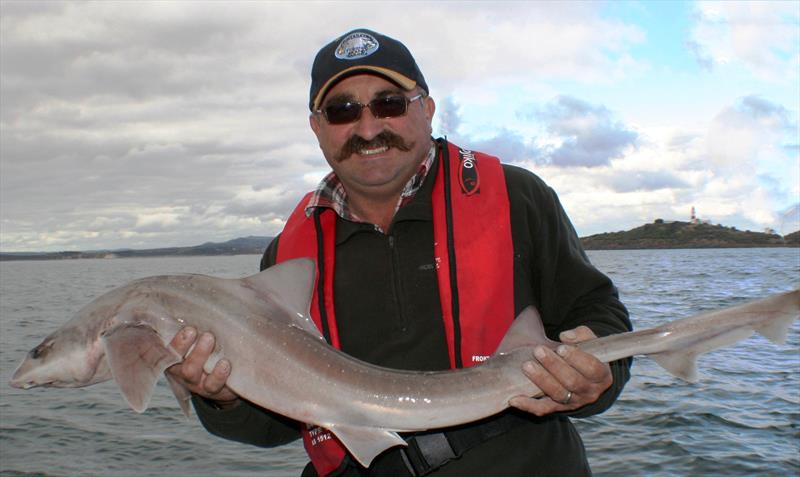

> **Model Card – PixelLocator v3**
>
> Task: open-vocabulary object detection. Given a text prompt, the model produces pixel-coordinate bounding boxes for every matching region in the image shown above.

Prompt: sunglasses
[317,93,425,125]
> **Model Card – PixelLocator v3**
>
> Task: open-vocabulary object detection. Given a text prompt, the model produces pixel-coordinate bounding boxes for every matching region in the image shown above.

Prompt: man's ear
[309,113,321,137]
[423,96,436,124]
[423,96,436,134]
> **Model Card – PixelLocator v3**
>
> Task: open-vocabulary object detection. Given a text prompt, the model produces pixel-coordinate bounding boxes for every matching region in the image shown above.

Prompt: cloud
[653,95,799,232]
[530,95,638,168]
[0,2,795,250]
[688,1,800,81]
[441,94,639,168]
[707,94,795,170]
[778,203,800,235]
[436,95,542,164]
[603,170,689,193]
[433,2,646,88]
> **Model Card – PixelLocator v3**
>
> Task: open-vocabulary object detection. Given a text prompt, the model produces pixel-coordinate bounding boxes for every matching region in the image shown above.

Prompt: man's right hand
[166,327,241,409]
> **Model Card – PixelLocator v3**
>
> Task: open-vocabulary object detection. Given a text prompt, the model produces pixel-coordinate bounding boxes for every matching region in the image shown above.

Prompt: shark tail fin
[645,289,800,382]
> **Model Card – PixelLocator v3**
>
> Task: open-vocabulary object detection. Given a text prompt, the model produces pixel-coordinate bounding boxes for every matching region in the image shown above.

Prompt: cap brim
[312,66,417,111]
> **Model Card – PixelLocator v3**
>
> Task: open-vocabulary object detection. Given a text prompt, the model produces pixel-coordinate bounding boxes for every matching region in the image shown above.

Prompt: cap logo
[335,32,380,60]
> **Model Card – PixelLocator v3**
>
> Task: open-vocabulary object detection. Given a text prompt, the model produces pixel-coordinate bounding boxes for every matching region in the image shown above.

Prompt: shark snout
[8,377,36,389]
[9,358,50,389]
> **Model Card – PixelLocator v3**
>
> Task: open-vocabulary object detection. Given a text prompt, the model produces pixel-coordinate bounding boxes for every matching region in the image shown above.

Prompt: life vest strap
[370,412,528,476]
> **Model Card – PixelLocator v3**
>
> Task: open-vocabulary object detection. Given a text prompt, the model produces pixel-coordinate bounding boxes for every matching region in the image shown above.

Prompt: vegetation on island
[581,220,798,250]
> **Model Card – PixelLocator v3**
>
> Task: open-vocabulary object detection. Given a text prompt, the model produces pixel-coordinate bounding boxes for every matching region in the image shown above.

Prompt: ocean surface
[0,249,798,477]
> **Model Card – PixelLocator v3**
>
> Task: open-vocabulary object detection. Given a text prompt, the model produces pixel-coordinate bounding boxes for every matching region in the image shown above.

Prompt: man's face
[309,74,435,201]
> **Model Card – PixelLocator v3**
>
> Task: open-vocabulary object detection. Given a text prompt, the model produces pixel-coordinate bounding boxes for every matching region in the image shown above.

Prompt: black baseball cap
[309,28,429,111]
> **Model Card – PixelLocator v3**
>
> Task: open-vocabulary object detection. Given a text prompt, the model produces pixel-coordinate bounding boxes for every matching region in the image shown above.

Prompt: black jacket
[194,145,632,476]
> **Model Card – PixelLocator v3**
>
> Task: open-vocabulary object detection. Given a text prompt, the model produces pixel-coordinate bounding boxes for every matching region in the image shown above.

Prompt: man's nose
[351,105,386,141]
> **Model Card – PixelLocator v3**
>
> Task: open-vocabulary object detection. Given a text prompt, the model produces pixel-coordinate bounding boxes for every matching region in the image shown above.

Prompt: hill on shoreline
[0,236,274,261]
[581,220,799,250]
[1,221,798,261]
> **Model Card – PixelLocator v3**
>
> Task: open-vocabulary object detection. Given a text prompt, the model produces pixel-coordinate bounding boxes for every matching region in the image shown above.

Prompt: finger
[203,359,232,395]
[509,395,562,417]
[517,359,574,414]
[180,332,215,383]
[559,326,596,344]
[531,346,584,398]
[556,344,612,384]
[170,327,197,356]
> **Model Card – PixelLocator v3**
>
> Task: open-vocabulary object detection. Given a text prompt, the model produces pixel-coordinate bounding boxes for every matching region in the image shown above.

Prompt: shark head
[9,323,110,390]
[8,282,146,391]
[9,278,190,413]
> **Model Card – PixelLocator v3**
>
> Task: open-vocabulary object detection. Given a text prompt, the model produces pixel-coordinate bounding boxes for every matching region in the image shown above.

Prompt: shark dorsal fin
[242,258,321,339]
[495,306,560,355]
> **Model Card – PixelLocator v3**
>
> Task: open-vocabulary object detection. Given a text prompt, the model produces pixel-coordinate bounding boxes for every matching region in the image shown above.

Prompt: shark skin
[9,258,800,467]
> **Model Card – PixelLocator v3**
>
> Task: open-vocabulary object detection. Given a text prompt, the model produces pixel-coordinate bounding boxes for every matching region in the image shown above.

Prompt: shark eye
[30,340,54,359]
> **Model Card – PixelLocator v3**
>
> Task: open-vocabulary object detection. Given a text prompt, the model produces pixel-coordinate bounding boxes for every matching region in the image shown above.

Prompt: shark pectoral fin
[329,425,407,468]
[495,306,559,355]
[164,371,192,418]
[101,324,182,413]
[650,350,700,382]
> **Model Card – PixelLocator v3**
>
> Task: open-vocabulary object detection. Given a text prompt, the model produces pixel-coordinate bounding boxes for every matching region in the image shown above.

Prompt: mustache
[335,131,413,162]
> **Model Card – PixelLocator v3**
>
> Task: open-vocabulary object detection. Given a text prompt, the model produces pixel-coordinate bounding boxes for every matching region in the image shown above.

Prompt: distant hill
[785,230,800,245]
[581,220,797,250]
[2,222,798,260]
[0,236,274,261]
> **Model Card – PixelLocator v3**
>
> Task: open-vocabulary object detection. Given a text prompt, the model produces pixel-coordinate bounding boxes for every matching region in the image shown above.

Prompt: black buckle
[370,412,526,476]
[403,432,457,475]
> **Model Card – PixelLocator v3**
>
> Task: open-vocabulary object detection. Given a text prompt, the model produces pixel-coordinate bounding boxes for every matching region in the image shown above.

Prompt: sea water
[0,249,798,476]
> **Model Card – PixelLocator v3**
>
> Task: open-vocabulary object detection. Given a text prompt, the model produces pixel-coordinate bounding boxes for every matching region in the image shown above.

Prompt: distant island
[1,221,798,261]
[0,236,274,261]
[581,219,799,250]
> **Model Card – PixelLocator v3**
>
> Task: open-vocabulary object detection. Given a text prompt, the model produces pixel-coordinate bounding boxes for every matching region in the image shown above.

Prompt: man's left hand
[509,326,611,416]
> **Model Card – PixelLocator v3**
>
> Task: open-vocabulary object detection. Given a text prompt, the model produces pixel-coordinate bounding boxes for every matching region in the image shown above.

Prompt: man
[166,29,632,476]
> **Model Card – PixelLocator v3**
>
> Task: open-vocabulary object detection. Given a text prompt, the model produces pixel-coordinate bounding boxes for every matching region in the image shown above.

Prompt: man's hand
[509,326,611,416]
[165,327,240,409]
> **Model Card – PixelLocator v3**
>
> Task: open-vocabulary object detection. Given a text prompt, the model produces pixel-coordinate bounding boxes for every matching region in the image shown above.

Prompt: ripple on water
[3,251,799,476]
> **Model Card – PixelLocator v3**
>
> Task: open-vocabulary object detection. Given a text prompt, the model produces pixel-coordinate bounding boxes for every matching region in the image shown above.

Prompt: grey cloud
[436,96,462,138]
[713,95,794,132]
[529,95,638,167]
[667,133,702,152]
[436,95,637,167]
[466,129,542,165]
[435,96,541,163]
[685,39,714,71]
[604,170,690,193]
[737,95,793,127]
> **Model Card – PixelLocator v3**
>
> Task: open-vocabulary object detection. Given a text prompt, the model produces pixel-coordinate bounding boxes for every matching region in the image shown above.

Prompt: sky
[1,0,798,252]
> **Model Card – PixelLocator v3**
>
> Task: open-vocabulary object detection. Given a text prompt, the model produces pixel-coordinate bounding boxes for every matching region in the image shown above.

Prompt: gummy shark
[9,258,800,467]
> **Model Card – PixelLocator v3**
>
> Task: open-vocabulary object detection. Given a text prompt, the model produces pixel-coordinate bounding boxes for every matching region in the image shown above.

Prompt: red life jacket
[275,140,515,476]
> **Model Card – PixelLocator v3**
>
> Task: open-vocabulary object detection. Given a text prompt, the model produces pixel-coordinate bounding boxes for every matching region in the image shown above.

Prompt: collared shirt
[304,144,437,232]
